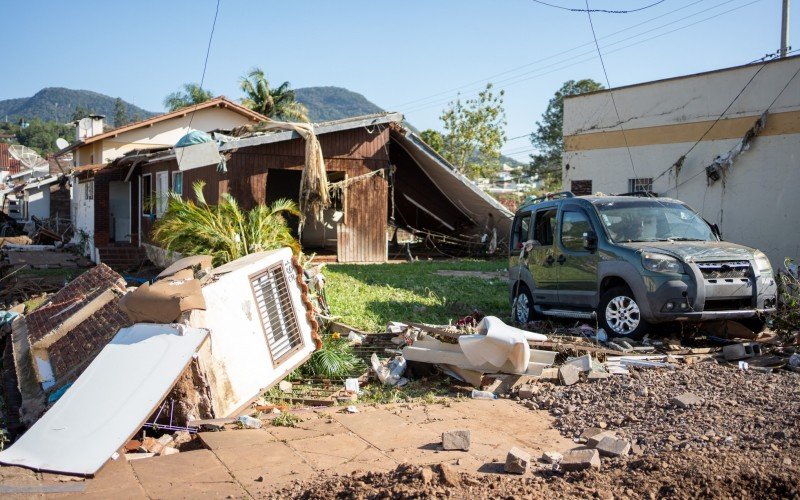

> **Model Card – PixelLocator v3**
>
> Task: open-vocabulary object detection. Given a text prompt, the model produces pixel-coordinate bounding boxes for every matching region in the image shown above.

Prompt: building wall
[562,56,800,265]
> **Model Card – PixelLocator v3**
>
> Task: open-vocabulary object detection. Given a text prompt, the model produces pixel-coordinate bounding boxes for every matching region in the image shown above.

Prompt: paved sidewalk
[0,399,573,499]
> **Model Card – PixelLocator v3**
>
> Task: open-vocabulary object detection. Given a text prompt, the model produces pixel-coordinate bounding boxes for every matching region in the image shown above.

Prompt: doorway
[109,181,131,243]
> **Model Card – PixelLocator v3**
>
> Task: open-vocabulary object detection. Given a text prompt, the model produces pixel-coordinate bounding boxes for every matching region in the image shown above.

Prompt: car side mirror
[582,231,598,252]
[710,223,722,240]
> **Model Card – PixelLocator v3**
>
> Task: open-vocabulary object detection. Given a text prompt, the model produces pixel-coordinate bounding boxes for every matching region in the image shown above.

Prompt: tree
[15,119,74,155]
[419,129,445,153]
[163,83,214,112]
[439,84,506,179]
[71,105,90,122]
[529,79,603,186]
[113,97,129,127]
[239,68,309,122]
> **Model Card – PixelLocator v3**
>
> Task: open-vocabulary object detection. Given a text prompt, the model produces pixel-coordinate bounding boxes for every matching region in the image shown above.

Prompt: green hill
[0,88,155,125]
[294,86,384,122]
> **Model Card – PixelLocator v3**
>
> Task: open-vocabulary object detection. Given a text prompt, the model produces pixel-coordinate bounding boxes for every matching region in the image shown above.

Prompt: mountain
[0,88,155,125]
[294,86,385,122]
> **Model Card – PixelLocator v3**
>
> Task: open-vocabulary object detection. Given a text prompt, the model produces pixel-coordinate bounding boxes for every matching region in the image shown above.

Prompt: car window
[511,213,531,250]
[534,208,557,246]
[561,211,592,252]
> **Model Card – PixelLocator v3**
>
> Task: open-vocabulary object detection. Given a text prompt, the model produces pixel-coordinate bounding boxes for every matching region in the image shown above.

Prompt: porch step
[97,246,150,271]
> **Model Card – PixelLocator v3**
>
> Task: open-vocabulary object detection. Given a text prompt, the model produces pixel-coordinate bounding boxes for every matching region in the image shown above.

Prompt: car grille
[704,298,753,311]
[697,261,750,280]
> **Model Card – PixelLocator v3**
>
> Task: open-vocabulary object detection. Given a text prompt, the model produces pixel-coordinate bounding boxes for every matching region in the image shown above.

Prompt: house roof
[55,97,268,156]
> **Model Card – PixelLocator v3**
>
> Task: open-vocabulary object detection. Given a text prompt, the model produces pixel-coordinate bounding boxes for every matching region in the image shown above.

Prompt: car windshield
[593,200,716,243]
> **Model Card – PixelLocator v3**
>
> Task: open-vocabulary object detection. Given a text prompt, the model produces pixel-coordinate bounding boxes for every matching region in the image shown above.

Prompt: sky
[1,0,795,159]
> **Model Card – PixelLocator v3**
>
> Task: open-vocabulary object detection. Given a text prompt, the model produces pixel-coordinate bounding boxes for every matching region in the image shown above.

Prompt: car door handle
[557,254,566,265]
[545,255,555,265]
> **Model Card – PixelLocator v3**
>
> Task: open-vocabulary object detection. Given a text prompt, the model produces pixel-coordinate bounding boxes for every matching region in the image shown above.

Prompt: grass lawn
[324,258,511,332]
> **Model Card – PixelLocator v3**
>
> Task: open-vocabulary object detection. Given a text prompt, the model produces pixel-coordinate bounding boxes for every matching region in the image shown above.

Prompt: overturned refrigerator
[0,247,321,476]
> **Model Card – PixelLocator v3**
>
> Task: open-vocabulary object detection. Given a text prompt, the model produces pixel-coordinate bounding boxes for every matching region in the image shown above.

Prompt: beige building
[562,55,800,266]
[57,97,266,166]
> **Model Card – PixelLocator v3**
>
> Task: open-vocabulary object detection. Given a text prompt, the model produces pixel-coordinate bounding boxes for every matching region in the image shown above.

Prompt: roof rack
[522,191,574,206]
[612,191,659,198]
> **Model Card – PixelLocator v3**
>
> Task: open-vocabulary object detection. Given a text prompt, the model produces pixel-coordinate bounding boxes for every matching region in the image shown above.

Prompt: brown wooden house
[75,113,511,266]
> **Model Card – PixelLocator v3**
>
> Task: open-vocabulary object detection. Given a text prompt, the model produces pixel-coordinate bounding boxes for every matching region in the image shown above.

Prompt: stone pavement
[0,399,573,498]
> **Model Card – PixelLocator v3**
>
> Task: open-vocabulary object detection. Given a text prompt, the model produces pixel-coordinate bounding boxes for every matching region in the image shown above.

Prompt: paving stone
[560,449,601,471]
[587,430,617,448]
[442,429,471,451]
[596,436,631,457]
[559,365,580,386]
[671,392,702,409]
[504,447,531,474]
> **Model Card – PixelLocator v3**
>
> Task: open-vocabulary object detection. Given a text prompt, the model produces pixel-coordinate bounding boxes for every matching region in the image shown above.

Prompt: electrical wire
[186,0,221,132]
[531,0,667,14]
[401,0,760,114]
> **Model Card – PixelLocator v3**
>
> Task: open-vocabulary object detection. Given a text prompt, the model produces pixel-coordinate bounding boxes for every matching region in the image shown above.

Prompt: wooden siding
[138,126,390,262]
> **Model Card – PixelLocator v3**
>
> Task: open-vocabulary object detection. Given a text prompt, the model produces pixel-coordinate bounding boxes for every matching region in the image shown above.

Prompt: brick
[671,392,702,409]
[504,447,530,474]
[596,436,631,457]
[560,449,601,471]
[442,429,471,451]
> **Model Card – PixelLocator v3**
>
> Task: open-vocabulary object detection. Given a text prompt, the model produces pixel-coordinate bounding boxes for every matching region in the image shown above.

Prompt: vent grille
[697,261,750,279]
[251,262,303,366]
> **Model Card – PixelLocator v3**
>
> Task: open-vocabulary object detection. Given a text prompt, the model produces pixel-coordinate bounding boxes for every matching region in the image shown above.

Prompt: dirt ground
[271,361,800,499]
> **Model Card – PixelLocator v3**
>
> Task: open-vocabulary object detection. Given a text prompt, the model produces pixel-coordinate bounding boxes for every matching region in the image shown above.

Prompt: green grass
[324,259,510,331]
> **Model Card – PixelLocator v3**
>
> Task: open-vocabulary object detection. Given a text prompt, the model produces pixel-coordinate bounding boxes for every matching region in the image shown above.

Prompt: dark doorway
[265,169,302,235]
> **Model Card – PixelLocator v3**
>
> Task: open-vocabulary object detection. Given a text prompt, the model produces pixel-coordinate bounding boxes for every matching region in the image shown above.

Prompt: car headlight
[754,250,772,273]
[642,252,684,274]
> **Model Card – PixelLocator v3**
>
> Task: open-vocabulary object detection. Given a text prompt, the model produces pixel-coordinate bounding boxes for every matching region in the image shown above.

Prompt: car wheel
[598,286,648,340]
[512,284,534,324]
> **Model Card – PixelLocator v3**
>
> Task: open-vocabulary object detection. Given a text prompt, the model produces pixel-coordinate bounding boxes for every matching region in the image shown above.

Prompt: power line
[401,0,760,114]
[186,0,221,132]
[389,0,708,110]
[531,0,667,14]
[585,0,639,180]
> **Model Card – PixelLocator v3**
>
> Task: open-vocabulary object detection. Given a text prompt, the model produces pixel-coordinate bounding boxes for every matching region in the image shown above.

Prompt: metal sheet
[0,324,209,476]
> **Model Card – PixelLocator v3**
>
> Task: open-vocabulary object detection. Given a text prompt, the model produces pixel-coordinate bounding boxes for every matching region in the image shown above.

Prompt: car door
[529,207,559,304]
[556,207,599,307]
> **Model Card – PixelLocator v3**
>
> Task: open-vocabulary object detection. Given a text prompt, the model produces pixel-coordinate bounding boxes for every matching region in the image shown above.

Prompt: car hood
[619,240,756,262]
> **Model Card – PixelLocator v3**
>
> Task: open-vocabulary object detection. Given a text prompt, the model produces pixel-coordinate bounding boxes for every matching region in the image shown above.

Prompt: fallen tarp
[0,323,209,476]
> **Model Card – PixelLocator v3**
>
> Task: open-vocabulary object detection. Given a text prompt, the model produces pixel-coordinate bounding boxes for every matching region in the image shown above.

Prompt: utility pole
[781,0,791,58]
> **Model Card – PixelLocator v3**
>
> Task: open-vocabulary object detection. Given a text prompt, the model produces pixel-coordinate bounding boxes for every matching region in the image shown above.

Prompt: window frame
[249,263,305,367]
[154,171,169,217]
[141,174,152,215]
[628,177,654,193]
[171,171,183,196]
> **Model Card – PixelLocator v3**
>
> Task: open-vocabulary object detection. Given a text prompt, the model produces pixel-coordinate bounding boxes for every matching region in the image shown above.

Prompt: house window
[628,178,653,193]
[250,263,304,366]
[533,208,557,246]
[84,182,94,200]
[155,171,169,217]
[171,171,183,196]
[571,180,593,196]
[141,174,152,214]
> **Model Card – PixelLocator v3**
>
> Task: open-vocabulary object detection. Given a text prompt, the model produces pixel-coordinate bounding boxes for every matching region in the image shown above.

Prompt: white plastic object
[471,389,497,400]
[345,378,360,393]
[238,415,263,429]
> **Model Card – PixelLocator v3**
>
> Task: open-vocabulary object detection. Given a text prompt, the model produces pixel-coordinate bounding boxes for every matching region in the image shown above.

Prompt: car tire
[735,317,767,335]
[598,286,649,340]
[512,283,535,324]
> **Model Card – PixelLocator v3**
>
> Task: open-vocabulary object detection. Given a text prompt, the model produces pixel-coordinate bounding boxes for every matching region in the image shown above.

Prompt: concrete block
[596,436,631,457]
[722,342,761,361]
[560,449,601,471]
[558,364,580,386]
[579,427,604,442]
[540,367,559,380]
[587,430,617,448]
[541,451,563,464]
[442,429,471,451]
[518,384,538,399]
[565,354,592,372]
[587,370,611,380]
[671,392,702,409]
[504,447,531,474]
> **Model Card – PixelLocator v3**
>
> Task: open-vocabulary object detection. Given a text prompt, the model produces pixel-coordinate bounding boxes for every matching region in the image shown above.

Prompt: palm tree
[152,181,300,266]
[239,68,309,122]
[163,83,215,112]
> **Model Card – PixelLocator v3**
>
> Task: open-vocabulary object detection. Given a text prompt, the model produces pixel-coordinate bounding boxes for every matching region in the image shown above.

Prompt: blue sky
[1,0,794,157]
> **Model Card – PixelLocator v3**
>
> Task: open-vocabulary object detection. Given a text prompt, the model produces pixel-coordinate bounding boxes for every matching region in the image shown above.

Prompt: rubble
[595,435,631,457]
[671,392,703,409]
[558,364,580,386]
[560,449,601,471]
[541,451,563,464]
[504,446,530,474]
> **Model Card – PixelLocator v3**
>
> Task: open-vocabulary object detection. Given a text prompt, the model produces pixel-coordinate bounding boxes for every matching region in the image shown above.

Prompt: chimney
[74,115,106,141]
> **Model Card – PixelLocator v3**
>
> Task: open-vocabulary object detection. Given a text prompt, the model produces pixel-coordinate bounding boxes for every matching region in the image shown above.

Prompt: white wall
[23,186,50,220]
[71,180,95,259]
[562,56,800,266]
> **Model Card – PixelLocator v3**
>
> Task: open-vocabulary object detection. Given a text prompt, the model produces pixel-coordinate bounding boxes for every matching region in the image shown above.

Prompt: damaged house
[73,112,511,266]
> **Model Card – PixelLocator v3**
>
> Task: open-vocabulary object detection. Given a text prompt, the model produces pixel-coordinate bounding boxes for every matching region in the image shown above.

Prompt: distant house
[75,113,511,266]
[562,55,800,265]
[58,98,266,261]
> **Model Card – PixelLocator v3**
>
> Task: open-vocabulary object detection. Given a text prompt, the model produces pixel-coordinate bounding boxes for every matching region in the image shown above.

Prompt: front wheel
[598,286,649,340]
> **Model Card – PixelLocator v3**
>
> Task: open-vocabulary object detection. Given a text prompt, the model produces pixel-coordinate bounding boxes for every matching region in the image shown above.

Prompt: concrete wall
[24,186,50,220]
[562,56,800,266]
